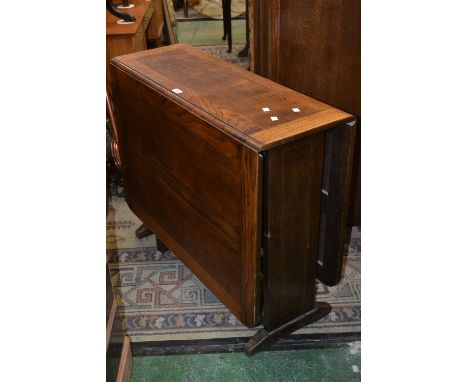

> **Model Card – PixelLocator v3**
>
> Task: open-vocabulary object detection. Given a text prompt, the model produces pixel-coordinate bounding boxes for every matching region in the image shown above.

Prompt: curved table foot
[245,302,332,356]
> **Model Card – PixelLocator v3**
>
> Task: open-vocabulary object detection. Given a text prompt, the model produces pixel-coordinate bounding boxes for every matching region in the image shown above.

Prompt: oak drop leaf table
[110,44,356,355]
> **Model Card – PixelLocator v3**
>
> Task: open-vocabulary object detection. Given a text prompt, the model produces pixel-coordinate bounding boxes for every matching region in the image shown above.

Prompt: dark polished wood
[318,122,356,286]
[250,0,361,225]
[112,54,262,325]
[222,0,232,52]
[263,134,324,330]
[245,302,332,356]
[110,44,355,352]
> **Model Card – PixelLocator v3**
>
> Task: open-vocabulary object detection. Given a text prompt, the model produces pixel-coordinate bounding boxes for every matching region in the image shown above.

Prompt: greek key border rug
[107,197,361,342]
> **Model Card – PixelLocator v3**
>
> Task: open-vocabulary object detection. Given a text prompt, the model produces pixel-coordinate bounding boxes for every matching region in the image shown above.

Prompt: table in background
[107,0,165,89]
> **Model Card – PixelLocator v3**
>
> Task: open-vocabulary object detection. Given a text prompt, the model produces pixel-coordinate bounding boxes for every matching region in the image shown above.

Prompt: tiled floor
[131,345,361,382]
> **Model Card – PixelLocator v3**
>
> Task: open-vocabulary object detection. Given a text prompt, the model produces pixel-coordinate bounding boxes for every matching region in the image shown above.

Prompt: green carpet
[131,345,361,382]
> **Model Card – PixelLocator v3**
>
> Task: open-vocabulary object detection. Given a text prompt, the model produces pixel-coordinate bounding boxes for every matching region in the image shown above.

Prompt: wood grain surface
[112,67,262,326]
[262,134,325,330]
[250,0,361,225]
[251,0,360,117]
[111,44,354,152]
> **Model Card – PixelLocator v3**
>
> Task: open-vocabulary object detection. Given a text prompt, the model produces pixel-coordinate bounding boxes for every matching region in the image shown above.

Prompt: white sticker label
[172,88,183,94]
[270,116,278,121]
[352,365,359,373]
[262,107,270,112]
[322,189,329,195]
[292,107,301,112]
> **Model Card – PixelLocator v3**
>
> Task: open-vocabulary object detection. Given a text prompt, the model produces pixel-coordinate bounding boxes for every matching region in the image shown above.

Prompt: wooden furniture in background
[107,263,133,381]
[110,44,356,354]
[162,0,177,44]
[106,0,154,88]
[249,0,361,225]
[107,138,132,380]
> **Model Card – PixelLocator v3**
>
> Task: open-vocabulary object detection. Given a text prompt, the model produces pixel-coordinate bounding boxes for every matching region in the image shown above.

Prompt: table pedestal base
[245,302,332,356]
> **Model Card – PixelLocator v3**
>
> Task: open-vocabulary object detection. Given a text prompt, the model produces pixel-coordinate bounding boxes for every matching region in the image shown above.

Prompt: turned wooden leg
[244,302,332,356]
[135,224,153,239]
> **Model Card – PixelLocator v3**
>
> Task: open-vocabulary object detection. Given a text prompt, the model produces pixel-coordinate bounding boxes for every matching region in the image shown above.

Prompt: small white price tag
[262,107,270,112]
[270,116,278,121]
[292,107,301,112]
[172,88,183,94]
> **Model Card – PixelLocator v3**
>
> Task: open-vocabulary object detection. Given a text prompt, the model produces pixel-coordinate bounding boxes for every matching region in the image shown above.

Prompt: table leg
[226,0,232,52]
[156,237,169,253]
[135,223,153,239]
[222,0,228,41]
[245,302,332,356]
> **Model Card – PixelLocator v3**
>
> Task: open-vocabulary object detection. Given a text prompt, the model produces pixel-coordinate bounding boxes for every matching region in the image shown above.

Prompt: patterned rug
[107,197,361,342]
[197,44,249,68]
